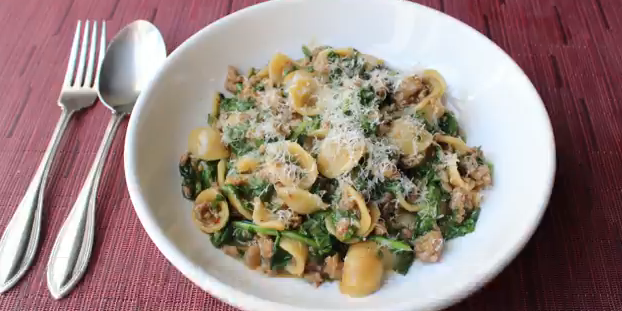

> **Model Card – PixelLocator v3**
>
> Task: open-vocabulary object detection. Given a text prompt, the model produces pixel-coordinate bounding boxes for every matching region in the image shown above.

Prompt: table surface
[0,0,621,310]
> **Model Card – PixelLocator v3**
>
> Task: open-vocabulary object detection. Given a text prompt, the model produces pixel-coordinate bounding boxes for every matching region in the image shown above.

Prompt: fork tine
[73,20,90,87]
[63,21,82,86]
[95,21,106,90]
[83,21,98,87]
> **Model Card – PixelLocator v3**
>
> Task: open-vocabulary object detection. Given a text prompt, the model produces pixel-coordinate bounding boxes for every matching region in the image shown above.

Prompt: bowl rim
[124,0,556,310]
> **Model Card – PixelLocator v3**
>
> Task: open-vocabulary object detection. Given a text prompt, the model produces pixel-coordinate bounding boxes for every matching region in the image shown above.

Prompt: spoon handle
[46,112,125,299]
[0,109,74,293]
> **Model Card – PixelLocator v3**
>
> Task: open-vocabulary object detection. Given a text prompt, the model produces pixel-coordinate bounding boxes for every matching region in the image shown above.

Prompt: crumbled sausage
[323,254,343,280]
[400,228,414,240]
[400,153,425,168]
[222,245,239,258]
[414,230,444,263]
[244,245,261,269]
[394,75,425,107]
[335,218,351,238]
[471,164,492,188]
[450,188,467,223]
[304,272,324,287]
[225,66,244,93]
[459,154,479,176]
[179,151,190,167]
[376,121,392,136]
[194,202,217,224]
[259,261,277,276]
[373,219,388,235]
[257,236,274,260]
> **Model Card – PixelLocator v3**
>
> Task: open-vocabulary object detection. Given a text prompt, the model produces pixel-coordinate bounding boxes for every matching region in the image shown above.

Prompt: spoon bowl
[98,20,166,112]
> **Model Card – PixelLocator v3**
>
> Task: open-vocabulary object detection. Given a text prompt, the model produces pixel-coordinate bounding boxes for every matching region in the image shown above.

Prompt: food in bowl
[177,45,492,297]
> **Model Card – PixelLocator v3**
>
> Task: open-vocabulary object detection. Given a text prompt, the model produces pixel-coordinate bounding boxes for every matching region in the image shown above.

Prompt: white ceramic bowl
[124,0,556,310]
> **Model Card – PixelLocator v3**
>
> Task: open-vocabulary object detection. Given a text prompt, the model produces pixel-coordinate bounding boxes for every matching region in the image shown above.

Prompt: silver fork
[0,20,106,293]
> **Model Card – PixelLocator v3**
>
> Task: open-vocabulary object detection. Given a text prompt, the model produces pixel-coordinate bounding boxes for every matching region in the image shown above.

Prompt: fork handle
[46,112,125,299]
[0,109,74,293]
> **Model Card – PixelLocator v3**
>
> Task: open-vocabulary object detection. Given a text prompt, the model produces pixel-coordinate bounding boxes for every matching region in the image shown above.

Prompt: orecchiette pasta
[275,187,328,214]
[278,237,309,276]
[187,126,230,161]
[252,197,285,230]
[178,45,492,297]
[339,241,384,297]
[317,139,365,178]
[434,134,473,155]
[268,53,294,84]
[192,188,229,234]
[387,117,433,155]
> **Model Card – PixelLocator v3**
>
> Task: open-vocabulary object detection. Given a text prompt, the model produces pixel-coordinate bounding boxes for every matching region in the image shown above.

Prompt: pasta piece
[278,237,309,276]
[268,53,294,85]
[420,97,445,124]
[434,134,473,155]
[236,156,261,173]
[363,203,381,237]
[217,159,226,187]
[313,49,332,74]
[396,193,421,212]
[188,126,230,161]
[192,188,229,233]
[334,47,354,57]
[308,128,328,138]
[361,53,384,70]
[284,70,322,116]
[404,69,448,122]
[317,139,365,178]
[264,141,318,189]
[225,191,252,220]
[339,241,384,297]
[447,163,470,190]
[325,185,372,243]
[387,117,433,155]
[252,197,285,230]
[275,186,328,214]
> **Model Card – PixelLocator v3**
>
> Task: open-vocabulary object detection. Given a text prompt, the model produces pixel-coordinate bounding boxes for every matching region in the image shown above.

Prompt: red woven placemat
[0,0,620,310]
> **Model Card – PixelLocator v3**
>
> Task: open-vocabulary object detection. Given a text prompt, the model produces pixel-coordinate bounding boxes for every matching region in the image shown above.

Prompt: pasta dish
[178,45,492,297]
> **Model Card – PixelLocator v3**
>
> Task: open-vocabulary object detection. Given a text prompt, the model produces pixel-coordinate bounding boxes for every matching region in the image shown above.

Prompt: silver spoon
[46,20,166,299]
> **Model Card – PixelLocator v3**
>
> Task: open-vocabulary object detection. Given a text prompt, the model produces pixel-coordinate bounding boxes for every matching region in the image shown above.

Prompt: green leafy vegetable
[178,156,218,200]
[254,83,265,92]
[210,224,233,247]
[302,45,312,59]
[391,251,415,274]
[360,116,377,137]
[207,114,217,125]
[220,97,255,112]
[326,50,339,63]
[369,236,414,275]
[271,247,292,271]
[369,236,412,252]
[247,177,275,202]
[289,116,322,142]
[224,124,261,156]
[439,112,459,137]
[440,209,480,240]
[232,221,320,249]
[298,212,334,256]
[235,82,243,94]
[358,86,376,106]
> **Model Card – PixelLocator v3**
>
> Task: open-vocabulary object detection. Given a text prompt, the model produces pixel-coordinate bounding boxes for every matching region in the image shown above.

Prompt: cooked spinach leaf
[439,112,459,137]
[440,209,480,240]
[220,97,255,112]
[210,224,233,247]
